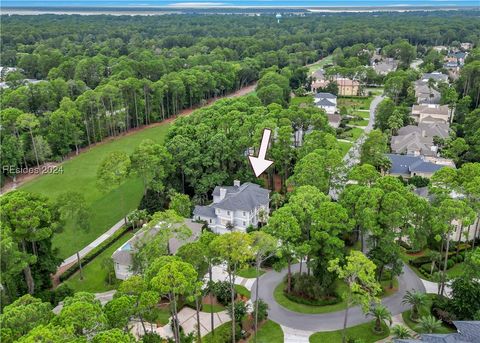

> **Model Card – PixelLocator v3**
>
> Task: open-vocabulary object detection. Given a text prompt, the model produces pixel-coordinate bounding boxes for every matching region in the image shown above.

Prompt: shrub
[208,281,234,306]
[227,301,248,326]
[252,300,269,322]
[288,273,337,302]
[409,256,432,267]
[447,259,455,269]
[142,333,163,343]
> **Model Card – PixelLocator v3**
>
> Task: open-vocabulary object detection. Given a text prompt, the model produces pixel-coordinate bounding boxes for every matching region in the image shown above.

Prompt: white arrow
[248,128,274,177]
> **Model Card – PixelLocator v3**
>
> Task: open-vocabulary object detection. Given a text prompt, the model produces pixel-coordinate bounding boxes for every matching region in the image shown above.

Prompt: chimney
[234,180,241,187]
[219,188,227,200]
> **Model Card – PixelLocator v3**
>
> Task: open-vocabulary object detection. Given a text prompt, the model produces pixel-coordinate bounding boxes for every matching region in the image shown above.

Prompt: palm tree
[366,304,392,333]
[391,324,412,339]
[402,290,427,321]
[417,315,442,333]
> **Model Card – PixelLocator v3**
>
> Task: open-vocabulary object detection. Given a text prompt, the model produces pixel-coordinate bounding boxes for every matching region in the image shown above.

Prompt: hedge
[59,224,132,282]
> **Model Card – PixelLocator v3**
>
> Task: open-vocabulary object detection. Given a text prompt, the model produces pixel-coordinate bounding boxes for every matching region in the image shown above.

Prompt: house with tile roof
[395,321,480,343]
[411,104,450,124]
[386,154,450,179]
[193,180,269,234]
[414,80,442,104]
[112,219,203,280]
[391,122,450,156]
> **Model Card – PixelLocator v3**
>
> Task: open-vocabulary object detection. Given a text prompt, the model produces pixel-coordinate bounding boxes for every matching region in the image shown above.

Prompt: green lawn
[309,322,389,343]
[308,55,334,73]
[20,124,171,259]
[203,321,231,342]
[338,141,353,156]
[291,96,314,106]
[347,127,365,142]
[337,96,373,110]
[65,231,134,293]
[349,119,369,126]
[237,267,265,279]
[202,304,226,313]
[354,110,371,119]
[250,320,284,343]
[235,284,251,299]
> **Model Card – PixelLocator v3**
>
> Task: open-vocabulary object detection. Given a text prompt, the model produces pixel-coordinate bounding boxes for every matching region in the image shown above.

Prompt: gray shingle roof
[212,182,269,211]
[394,321,480,343]
[317,98,336,107]
[422,72,449,82]
[193,205,216,218]
[386,154,445,175]
[315,92,336,99]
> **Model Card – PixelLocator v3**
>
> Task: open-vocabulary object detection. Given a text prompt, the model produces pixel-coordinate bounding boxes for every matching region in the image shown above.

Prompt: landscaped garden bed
[273,273,398,314]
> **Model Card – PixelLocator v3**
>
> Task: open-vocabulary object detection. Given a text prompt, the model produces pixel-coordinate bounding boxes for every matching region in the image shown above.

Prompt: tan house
[336,78,361,96]
[411,104,450,124]
[311,70,360,96]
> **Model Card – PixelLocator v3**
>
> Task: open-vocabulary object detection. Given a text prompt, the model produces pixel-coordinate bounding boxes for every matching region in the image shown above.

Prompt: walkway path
[330,94,384,200]
[252,262,425,332]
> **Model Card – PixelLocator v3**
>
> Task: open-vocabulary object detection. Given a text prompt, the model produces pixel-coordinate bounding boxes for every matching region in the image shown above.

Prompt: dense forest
[1,12,480,183]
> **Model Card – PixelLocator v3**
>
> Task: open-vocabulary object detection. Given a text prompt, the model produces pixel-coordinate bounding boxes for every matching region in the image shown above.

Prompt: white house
[314,92,337,114]
[193,181,270,234]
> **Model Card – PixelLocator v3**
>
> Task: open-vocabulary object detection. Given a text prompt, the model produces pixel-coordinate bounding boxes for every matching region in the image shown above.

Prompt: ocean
[2,0,479,8]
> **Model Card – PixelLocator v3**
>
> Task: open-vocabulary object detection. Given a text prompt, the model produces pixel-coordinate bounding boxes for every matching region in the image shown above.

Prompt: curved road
[252,93,427,332]
[252,262,425,331]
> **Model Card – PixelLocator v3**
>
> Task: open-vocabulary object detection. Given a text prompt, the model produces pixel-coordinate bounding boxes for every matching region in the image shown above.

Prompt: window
[243,221,246,226]
[243,211,246,216]
[227,211,230,215]
[209,219,212,223]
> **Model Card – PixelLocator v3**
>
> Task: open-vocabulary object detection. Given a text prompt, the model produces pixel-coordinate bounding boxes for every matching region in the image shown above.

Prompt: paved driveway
[252,262,425,332]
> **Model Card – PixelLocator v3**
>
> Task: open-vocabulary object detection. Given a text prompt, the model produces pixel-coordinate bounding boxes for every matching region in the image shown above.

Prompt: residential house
[111,219,203,280]
[311,69,327,92]
[411,104,450,124]
[391,132,437,157]
[414,80,441,104]
[371,58,398,75]
[460,42,473,51]
[413,189,479,244]
[327,113,342,129]
[311,71,360,96]
[420,72,449,83]
[314,92,337,114]
[391,122,450,157]
[432,45,448,52]
[394,321,480,343]
[336,77,361,96]
[445,51,467,66]
[386,154,450,179]
[193,181,270,234]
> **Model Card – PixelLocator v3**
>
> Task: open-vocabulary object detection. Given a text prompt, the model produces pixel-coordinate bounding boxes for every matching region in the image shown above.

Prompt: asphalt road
[254,94,427,331]
[252,262,425,331]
